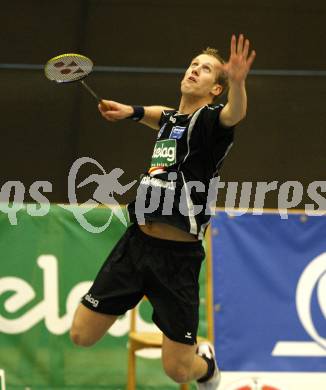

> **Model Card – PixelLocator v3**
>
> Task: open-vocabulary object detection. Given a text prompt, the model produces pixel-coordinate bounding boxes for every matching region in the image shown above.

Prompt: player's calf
[163,361,192,384]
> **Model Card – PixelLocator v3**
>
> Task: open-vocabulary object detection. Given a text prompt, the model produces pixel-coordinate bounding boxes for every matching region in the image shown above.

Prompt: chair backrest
[130,301,137,333]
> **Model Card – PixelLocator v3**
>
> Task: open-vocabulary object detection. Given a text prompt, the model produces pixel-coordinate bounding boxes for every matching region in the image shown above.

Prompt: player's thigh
[70,303,118,346]
[162,333,197,373]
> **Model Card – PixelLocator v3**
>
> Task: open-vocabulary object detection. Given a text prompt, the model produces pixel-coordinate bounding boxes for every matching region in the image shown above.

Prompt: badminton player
[71,34,256,389]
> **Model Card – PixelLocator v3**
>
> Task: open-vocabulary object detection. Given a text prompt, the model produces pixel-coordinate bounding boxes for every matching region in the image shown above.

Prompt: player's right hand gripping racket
[44,53,101,102]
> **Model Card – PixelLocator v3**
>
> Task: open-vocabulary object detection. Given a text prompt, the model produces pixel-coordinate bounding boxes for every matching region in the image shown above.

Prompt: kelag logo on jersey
[151,139,176,168]
[211,212,326,373]
[169,126,186,139]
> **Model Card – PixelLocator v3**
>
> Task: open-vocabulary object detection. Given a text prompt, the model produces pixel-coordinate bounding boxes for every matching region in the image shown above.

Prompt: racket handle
[79,80,102,102]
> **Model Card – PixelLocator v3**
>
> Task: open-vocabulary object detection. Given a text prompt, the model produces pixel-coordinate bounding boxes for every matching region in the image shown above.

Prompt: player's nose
[191,68,199,76]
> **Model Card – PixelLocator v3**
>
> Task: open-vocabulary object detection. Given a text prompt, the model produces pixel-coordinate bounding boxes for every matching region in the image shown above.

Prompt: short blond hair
[202,47,228,97]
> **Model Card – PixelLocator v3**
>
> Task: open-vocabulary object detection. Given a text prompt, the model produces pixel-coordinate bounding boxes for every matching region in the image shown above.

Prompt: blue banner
[211,211,326,372]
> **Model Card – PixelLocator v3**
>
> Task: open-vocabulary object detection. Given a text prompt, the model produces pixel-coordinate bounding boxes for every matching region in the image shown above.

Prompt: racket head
[45,53,93,83]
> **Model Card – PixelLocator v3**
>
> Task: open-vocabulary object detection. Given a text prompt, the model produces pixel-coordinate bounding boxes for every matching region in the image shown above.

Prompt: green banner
[0,205,207,389]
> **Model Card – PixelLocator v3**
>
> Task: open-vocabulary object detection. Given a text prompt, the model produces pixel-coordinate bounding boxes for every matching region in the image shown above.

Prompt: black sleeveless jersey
[127,104,235,240]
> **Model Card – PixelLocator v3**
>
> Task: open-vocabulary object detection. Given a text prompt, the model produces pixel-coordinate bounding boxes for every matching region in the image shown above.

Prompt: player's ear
[211,83,223,97]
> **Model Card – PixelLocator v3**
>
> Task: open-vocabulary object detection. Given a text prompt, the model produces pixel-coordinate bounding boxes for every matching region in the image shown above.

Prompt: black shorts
[82,223,205,345]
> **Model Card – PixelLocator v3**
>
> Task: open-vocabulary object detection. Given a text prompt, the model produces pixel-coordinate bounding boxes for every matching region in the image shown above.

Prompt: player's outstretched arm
[98,100,174,130]
[140,106,174,130]
[219,34,256,127]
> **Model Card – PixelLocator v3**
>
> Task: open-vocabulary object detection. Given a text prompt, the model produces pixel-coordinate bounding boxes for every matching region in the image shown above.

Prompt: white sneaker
[196,341,221,390]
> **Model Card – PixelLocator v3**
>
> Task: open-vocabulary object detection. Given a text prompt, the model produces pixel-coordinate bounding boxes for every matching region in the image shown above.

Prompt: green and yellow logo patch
[151,139,177,168]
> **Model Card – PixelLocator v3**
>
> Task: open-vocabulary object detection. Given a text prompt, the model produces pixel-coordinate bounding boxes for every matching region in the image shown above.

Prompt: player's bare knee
[70,328,96,347]
[163,362,190,384]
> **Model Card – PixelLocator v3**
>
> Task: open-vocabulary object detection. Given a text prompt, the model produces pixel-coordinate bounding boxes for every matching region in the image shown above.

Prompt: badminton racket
[44,53,101,102]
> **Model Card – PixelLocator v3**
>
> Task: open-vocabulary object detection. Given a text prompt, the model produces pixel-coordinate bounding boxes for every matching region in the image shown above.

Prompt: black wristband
[127,105,145,121]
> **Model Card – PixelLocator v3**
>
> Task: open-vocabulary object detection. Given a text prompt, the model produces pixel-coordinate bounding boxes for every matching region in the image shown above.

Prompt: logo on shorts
[85,293,99,308]
[185,331,192,339]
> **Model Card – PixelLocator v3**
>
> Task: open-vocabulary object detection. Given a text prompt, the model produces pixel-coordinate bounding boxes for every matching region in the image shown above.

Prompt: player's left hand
[220,34,256,84]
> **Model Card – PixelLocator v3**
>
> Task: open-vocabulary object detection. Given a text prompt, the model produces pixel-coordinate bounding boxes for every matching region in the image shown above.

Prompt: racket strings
[45,54,93,83]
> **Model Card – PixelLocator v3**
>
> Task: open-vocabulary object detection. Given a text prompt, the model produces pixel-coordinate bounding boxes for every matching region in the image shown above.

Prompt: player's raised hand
[98,100,134,122]
[220,34,256,84]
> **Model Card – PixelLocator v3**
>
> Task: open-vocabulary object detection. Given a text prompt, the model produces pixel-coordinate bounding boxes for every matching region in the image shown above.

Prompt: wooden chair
[127,227,214,389]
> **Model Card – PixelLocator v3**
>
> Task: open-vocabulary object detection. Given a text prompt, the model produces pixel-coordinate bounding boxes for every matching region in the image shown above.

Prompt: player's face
[181,54,222,100]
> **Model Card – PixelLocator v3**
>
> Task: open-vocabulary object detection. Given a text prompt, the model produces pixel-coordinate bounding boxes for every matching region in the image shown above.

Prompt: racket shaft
[79,80,101,102]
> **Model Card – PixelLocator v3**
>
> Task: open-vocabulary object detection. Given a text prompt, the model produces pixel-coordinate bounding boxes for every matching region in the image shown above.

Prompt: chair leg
[0,369,6,390]
[127,345,136,390]
[180,384,189,390]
